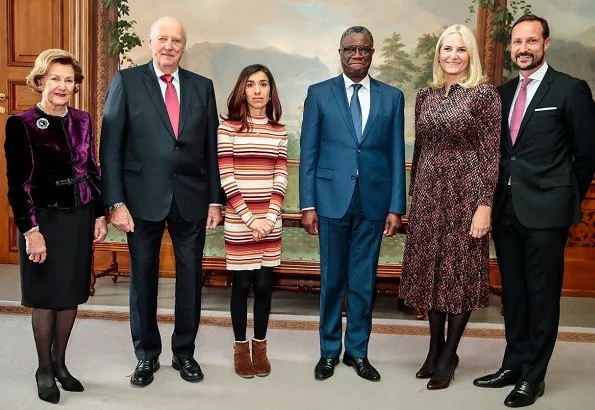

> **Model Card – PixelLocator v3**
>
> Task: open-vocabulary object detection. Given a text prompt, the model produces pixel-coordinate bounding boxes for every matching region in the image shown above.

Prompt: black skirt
[18,204,94,309]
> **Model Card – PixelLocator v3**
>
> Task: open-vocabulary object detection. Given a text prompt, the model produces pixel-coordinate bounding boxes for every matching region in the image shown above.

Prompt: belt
[55,175,90,186]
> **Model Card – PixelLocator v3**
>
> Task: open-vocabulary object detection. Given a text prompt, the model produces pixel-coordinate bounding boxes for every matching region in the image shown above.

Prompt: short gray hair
[340,26,374,47]
[149,16,187,46]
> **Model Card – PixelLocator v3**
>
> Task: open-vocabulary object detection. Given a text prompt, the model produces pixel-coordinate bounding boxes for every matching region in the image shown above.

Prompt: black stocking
[419,310,446,372]
[31,308,57,387]
[230,270,253,341]
[51,307,78,379]
[253,267,274,340]
[433,310,472,381]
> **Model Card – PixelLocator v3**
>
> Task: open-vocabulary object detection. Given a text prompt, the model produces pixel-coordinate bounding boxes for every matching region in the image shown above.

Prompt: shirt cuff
[301,207,315,211]
[209,203,224,207]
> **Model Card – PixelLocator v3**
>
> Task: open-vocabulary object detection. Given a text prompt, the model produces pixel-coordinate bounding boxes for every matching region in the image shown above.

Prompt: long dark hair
[221,64,283,132]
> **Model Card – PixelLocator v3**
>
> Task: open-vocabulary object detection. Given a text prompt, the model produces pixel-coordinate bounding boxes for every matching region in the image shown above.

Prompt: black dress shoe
[473,368,520,388]
[416,354,459,379]
[504,381,545,408]
[53,364,84,392]
[343,354,381,382]
[130,359,160,387]
[314,357,339,380]
[36,369,60,404]
[172,355,204,382]
[55,374,84,392]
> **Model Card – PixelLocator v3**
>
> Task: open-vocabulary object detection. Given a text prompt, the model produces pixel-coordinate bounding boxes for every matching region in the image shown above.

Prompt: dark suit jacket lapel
[330,75,358,143]
[142,62,176,140]
[361,78,380,142]
[514,67,555,150]
[177,68,192,137]
[500,80,516,150]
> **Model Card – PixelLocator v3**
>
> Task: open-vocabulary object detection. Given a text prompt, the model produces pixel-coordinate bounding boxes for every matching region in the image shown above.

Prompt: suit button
[174,146,180,150]
[173,173,177,177]
[357,149,362,153]
[351,175,356,180]
[511,156,516,161]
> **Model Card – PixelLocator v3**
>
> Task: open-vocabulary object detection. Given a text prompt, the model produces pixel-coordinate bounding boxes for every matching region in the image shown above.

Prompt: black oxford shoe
[504,381,545,408]
[130,359,160,387]
[343,354,381,382]
[314,357,339,380]
[473,368,520,388]
[172,355,204,382]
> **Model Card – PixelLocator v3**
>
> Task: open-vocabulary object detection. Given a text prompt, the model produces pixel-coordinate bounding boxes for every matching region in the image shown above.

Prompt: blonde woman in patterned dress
[218,64,288,378]
[399,24,501,390]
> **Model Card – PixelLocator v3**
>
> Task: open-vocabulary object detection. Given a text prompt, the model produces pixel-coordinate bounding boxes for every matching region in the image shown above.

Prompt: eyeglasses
[340,46,374,56]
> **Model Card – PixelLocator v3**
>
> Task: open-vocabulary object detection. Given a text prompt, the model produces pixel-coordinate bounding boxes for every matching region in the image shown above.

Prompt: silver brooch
[36,118,49,130]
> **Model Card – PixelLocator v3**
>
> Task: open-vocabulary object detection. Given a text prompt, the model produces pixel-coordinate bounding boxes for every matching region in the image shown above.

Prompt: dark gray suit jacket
[100,62,222,221]
[494,66,595,228]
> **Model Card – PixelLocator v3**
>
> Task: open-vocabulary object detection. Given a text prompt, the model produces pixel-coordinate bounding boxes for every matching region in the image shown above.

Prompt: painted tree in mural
[376,33,417,88]
[413,32,440,89]
[468,0,533,79]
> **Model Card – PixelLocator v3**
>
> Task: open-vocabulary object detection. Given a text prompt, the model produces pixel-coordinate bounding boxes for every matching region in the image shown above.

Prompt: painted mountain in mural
[572,25,595,47]
[134,42,331,125]
[548,39,595,95]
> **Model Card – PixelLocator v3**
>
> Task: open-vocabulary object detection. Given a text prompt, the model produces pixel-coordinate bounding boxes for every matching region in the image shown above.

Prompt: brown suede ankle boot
[234,341,254,378]
[251,338,271,377]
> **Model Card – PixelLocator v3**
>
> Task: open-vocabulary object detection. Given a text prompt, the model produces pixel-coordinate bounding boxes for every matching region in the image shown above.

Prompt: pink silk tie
[160,74,180,138]
[509,78,533,145]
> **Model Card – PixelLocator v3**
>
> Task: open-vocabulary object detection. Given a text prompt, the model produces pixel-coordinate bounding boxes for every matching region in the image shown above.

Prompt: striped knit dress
[217,114,288,271]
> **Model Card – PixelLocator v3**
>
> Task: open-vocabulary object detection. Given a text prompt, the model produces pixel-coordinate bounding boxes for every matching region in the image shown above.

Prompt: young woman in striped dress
[217,64,288,378]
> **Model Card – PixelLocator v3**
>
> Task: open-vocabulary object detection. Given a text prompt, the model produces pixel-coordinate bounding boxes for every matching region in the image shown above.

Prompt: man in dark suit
[473,15,595,407]
[100,16,223,387]
[299,26,406,382]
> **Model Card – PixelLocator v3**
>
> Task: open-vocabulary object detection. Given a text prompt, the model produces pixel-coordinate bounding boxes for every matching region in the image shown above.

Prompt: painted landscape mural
[124,0,595,164]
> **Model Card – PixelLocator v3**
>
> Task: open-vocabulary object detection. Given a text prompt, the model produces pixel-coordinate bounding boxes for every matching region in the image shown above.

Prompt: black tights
[32,307,78,387]
[230,267,274,341]
[421,309,472,381]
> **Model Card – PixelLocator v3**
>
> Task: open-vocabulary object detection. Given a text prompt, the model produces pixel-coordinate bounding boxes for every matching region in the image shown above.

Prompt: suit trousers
[127,197,206,361]
[318,182,384,358]
[492,190,569,382]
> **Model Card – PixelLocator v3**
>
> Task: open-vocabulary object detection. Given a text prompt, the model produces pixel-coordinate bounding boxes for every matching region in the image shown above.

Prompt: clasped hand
[249,218,275,242]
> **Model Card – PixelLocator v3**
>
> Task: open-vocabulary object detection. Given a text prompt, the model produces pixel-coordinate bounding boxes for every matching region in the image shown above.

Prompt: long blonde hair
[429,24,486,89]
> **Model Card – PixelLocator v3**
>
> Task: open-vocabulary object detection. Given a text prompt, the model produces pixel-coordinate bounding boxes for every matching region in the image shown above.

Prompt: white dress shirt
[343,73,371,133]
[153,61,181,102]
[508,61,549,126]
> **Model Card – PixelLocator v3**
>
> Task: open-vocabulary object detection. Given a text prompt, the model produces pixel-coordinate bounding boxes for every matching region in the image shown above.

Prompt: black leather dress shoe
[343,354,381,382]
[504,381,545,408]
[172,356,204,382]
[314,357,339,380]
[473,369,520,388]
[130,359,160,387]
[36,369,60,404]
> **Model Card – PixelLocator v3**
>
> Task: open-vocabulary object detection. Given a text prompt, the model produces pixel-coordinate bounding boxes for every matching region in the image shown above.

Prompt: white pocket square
[534,107,557,111]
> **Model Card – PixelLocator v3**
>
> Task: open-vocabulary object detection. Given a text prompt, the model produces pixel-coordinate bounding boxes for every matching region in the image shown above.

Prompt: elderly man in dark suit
[299,26,406,382]
[473,14,595,408]
[100,16,223,387]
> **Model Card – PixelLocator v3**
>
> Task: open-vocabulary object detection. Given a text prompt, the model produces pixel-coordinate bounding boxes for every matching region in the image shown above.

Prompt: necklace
[36,102,68,117]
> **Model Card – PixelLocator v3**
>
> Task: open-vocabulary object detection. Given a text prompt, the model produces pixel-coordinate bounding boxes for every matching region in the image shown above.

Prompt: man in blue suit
[299,26,406,382]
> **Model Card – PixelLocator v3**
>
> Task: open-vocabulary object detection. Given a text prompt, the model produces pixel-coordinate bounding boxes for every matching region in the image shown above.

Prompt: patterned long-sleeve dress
[399,83,501,314]
[217,114,288,271]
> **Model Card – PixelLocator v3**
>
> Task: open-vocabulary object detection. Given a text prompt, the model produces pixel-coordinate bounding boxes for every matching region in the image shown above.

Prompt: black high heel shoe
[426,356,458,390]
[36,369,60,404]
[416,354,459,379]
[53,364,84,392]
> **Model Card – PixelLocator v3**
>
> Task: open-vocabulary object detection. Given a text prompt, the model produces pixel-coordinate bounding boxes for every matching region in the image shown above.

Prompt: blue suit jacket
[299,75,406,220]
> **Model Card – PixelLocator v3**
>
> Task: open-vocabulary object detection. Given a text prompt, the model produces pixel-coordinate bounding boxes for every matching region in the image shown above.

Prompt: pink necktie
[160,74,180,138]
[510,78,533,145]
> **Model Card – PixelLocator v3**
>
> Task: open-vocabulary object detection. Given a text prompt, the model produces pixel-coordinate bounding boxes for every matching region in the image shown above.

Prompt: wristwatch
[109,202,125,211]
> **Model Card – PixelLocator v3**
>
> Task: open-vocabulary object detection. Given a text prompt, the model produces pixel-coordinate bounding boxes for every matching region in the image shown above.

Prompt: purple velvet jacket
[4,105,105,234]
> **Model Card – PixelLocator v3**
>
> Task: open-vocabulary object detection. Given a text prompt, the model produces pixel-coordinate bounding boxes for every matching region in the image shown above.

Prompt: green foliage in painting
[102,0,142,66]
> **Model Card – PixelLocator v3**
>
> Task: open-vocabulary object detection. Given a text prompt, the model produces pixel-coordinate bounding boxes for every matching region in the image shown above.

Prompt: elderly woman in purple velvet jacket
[4,49,107,404]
